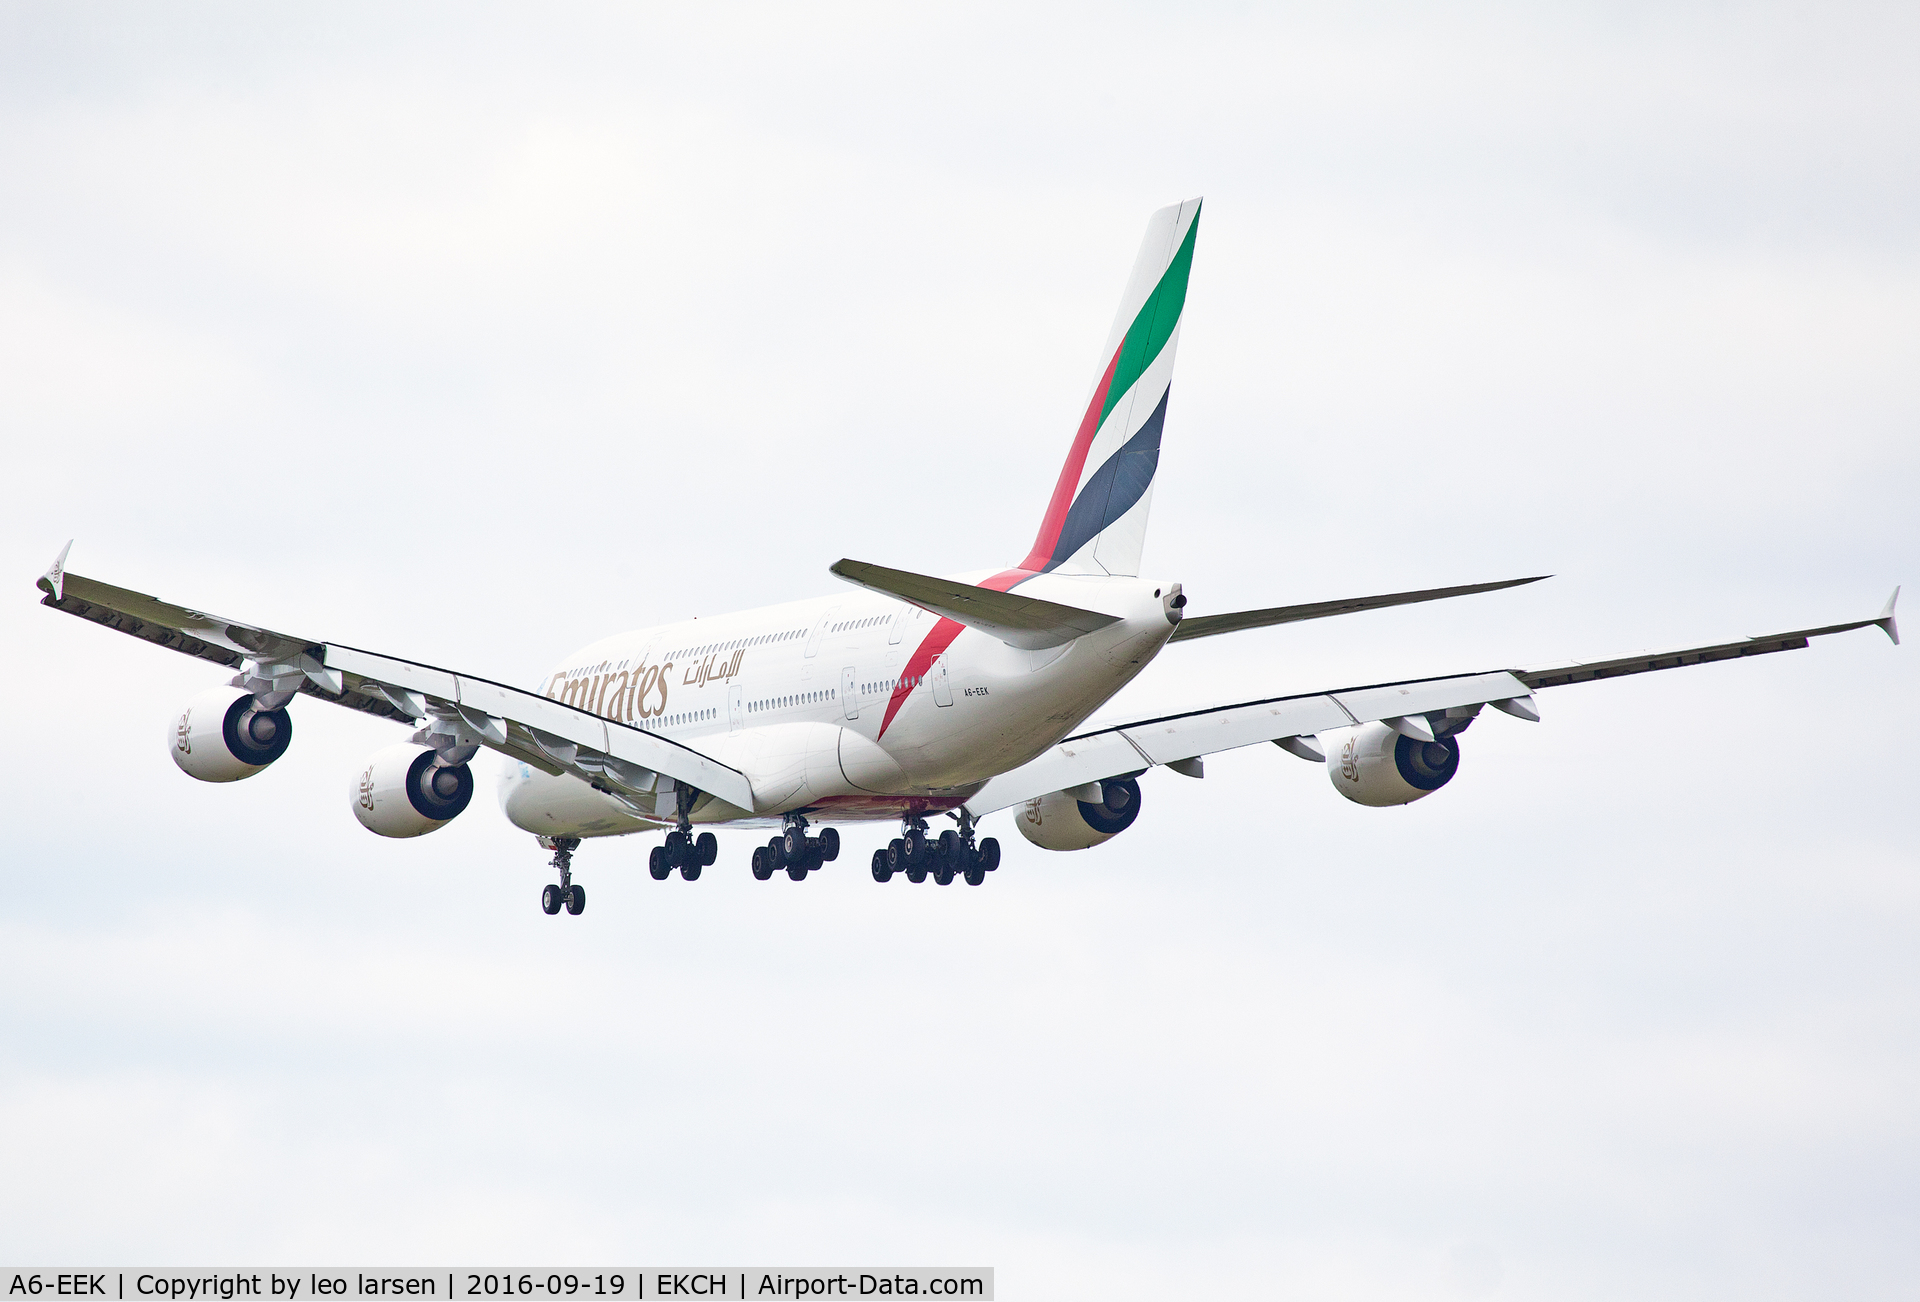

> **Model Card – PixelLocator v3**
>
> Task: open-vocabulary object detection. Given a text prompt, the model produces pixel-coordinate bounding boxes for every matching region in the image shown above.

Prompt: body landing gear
[538,836,585,916]
[877,811,998,887]
[751,815,839,881]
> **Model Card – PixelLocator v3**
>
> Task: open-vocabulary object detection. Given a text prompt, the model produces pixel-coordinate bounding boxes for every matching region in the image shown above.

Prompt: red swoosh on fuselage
[876,567,1036,739]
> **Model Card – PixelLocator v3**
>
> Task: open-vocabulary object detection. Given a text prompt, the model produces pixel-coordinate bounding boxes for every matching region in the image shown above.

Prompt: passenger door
[728,683,744,733]
[931,653,953,707]
[841,666,859,720]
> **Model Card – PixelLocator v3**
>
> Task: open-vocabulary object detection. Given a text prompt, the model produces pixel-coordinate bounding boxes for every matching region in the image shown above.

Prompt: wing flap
[830,558,1119,650]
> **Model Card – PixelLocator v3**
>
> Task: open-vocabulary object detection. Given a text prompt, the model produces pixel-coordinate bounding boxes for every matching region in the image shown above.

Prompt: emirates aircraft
[37,199,1901,915]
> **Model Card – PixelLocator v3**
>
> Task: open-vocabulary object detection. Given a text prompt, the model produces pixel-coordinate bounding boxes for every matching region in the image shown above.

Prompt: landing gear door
[841,666,859,720]
[931,654,953,707]
[727,683,744,733]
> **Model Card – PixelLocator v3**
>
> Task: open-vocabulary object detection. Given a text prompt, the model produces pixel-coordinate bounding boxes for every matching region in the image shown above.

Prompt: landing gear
[651,828,716,881]
[873,811,999,887]
[538,836,583,916]
[752,815,836,881]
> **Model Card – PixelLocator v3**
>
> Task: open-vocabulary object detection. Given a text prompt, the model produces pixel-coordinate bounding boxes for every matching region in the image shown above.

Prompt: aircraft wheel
[964,866,986,886]
[886,838,906,872]
[906,865,928,883]
[541,884,563,915]
[786,862,808,881]
[783,826,809,862]
[751,846,774,881]
[818,827,840,861]
[871,848,893,882]
[938,830,962,865]
[649,845,672,880]
[680,860,702,881]
[932,862,955,886]
[696,831,718,866]
[979,837,1000,871]
[768,835,786,868]
[565,884,586,915]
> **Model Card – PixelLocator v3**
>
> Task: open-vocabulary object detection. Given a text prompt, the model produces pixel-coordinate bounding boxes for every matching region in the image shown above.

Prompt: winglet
[1876,586,1901,646]
[35,540,73,602]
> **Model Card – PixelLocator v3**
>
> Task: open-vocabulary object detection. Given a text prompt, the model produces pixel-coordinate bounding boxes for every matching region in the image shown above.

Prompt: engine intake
[170,687,293,782]
[352,743,475,838]
[1017,776,1143,851]
[1325,721,1460,807]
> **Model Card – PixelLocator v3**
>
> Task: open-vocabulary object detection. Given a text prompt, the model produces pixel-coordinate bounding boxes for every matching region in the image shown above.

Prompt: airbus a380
[37,198,1901,915]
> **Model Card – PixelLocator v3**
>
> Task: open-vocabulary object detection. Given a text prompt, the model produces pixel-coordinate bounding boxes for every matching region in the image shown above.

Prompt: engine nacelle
[351,743,475,838]
[169,687,293,783]
[1324,721,1460,807]
[1016,776,1143,851]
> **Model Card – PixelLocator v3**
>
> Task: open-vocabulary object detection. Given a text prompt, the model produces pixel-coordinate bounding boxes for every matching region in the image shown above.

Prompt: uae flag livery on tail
[1022,197,1201,578]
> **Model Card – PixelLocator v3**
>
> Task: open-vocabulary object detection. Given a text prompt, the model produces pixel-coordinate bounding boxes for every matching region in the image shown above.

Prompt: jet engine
[351,743,475,838]
[1016,776,1143,851]
[169,686,293,782]
[1324,721,1460,807]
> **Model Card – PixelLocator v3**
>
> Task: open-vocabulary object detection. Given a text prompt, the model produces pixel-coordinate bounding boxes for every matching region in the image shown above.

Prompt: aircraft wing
[962,592,1900,818]
[35,552,755,813]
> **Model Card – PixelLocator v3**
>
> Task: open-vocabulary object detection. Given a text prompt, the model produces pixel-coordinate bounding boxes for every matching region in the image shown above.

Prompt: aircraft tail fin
[1019,198,1202,578]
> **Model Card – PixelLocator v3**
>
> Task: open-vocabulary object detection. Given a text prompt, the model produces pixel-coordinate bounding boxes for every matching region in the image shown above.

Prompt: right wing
[36,556,755,814]
[963,592,1900,818]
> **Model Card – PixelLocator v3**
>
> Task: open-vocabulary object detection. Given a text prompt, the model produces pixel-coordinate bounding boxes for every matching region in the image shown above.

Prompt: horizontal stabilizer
[1169,575,1549,642]
[829,558,1120,650]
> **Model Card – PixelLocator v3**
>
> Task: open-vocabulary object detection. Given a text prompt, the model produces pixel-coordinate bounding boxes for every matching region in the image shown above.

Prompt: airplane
[34,198,1901,916]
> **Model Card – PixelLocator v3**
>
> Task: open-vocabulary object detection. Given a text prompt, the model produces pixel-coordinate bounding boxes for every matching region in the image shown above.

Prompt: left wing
[36,553,755,813]
[963,592,1900,818]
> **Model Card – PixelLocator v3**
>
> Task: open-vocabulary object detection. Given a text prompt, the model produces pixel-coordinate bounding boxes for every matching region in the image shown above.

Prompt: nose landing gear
[538,836,586,916]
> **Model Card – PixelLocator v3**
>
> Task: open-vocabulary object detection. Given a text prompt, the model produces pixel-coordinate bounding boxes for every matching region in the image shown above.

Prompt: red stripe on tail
[1019,345,1122,572]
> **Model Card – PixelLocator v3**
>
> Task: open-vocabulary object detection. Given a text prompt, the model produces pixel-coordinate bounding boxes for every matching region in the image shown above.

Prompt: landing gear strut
[751,814,839,881]
[875,809,998,886]
[539,836,585,915]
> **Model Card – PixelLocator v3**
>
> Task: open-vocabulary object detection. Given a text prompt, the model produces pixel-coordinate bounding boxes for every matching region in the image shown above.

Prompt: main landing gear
[650,786,717,881]
[751,815,840,881]
[871,810,999,886]
[538,836,586,916]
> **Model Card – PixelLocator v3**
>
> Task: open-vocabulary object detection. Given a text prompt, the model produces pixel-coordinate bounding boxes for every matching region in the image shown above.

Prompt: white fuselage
[499,572,1180,837]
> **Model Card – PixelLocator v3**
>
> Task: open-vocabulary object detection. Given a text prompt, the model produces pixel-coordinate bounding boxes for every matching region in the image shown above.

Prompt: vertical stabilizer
[1020,198,1201,577]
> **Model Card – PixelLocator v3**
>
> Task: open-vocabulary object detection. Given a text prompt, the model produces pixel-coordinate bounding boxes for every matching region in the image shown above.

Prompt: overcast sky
[2,3,1916,1298]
